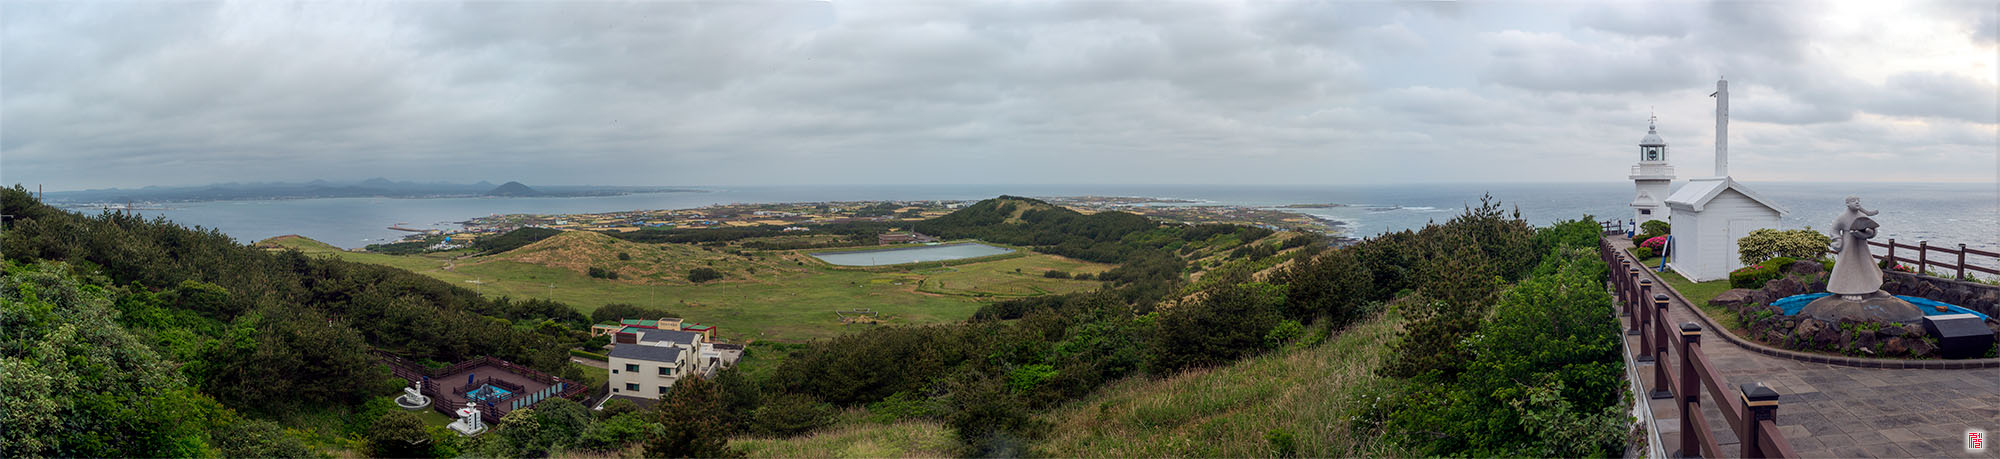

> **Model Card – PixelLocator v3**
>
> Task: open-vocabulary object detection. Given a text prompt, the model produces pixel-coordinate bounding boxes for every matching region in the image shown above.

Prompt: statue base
[1799,291,1923,324]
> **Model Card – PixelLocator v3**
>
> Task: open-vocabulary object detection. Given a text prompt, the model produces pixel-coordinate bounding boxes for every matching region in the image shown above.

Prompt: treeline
[472,227,562,254]
[0,186,589,416]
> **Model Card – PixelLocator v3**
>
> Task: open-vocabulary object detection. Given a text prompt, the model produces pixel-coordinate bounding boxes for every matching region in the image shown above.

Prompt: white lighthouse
[1628,115,1675,226]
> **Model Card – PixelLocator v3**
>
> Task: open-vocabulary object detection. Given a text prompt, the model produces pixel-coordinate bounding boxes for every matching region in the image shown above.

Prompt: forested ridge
[2,186,1628,457]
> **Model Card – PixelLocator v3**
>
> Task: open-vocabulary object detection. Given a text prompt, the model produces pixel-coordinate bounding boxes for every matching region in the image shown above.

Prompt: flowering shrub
[1728,257,1796,289]
[1887,263,1915,273]
[1640,236,1667,250]
[1737,228,1831,265]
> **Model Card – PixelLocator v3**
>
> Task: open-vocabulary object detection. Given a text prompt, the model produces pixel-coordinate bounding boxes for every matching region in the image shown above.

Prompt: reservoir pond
[811,243,1014,266]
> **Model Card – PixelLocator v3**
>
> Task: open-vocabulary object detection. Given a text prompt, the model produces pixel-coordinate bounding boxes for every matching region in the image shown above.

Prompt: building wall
[606,353,688,401]
[1633,179,1672,225]
[1668,189,1779,282]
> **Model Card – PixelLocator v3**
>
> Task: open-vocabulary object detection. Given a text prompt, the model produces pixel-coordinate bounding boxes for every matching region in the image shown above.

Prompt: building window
[658,386,669,394]
[626,383,639,391]
[658,366,671,376]
[625,363,639,372]
[1640,209,1652,215]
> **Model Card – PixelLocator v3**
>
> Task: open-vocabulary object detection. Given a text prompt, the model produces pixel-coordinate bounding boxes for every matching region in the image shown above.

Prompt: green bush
[1640,220,1670,236]
[617,252,632,261]
[1043,270,1070,279]
[569,349,608,361]
[1738,229,1831,265]
[1729,263,1781,289]
[1631,247,1654,260]
[750,393,836,437]
[687,268,724,283]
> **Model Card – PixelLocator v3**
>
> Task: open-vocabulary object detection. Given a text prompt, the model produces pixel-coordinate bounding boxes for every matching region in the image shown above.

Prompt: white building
[1629,116,1676,226]
[605,327,702,400]
[1663,78,1788,282]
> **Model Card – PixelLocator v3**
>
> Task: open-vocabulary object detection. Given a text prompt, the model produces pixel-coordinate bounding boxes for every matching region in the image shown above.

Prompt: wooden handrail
[1607,245,1796,458]
[1827,238,2000,281]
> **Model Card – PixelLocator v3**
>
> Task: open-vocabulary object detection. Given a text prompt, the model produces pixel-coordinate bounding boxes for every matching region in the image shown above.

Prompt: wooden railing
[1832,238,2000,280]
[1601,219,1628,235]
[1601,240,1798,458]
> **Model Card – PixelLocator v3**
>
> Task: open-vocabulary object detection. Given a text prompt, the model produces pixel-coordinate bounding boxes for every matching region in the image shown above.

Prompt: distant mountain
[41,179,704,204]
[485,181,543,197]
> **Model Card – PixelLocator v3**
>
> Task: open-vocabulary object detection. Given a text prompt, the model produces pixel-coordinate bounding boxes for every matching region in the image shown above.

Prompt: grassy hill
[258,233,1111,341]
[1031,309,1405,457]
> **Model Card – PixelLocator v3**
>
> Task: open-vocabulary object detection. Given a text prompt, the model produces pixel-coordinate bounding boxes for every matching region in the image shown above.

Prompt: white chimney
[1712,78,1729,177]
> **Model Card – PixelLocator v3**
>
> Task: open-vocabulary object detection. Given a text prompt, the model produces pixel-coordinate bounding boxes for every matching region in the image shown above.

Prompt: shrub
[1640,236,1667,250]
[1071,272,1094,281]
[617,252,632,261]
[1042,270,1070,279]
[569,349,608,361]
[1729,263,1783,289]
[687,268,724,283]
[1632,247,1654,260]
[1737,228,1831,265]
[1640,220,1670,237]
[750,393,836,437]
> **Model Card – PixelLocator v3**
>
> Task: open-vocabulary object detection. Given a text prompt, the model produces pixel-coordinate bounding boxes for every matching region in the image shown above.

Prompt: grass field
[731,421,961,458]
[259,233,1111,342]
[1031,309,1406,457]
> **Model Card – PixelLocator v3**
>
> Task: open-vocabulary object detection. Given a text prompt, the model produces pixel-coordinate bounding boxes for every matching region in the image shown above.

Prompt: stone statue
[1801,196,1921,323]
[1826,196,1883,297]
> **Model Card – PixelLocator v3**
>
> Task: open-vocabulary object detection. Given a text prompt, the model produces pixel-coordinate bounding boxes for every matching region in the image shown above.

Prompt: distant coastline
[44,179,706,205]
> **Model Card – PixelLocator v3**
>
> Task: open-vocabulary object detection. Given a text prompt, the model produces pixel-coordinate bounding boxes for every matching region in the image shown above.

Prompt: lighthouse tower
[1628,115,1675,225]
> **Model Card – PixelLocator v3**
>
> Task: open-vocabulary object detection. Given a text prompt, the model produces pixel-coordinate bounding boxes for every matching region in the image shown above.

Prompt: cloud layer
[4,0,1995,190]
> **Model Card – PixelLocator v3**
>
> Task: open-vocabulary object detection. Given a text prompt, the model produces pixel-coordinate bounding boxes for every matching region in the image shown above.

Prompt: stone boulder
[1763,277,1808,300]
[1882,337,1910,355]
[1909,338,1937,357]
[1711,289,1761,310]
[1788,260,1825,276]
[1876,325,1911,338]
[1793,318,1826,338]
[1809,279,1828,293]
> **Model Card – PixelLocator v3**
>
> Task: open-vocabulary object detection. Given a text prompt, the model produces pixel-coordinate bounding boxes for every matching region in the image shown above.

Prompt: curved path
[1608,237,1998,458]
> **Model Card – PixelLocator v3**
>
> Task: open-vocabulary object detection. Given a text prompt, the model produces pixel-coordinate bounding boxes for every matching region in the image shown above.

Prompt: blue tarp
[1770,293,1991,321]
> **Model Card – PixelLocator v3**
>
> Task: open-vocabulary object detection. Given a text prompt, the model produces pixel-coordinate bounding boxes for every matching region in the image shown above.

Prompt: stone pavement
[1609,237,1999,458]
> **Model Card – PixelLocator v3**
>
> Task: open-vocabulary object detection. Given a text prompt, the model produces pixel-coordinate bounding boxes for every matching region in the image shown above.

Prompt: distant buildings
[878,231,939,245]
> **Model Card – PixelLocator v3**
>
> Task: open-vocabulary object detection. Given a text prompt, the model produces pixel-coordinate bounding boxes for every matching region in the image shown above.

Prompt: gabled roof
[609,343,684,363]
[1664,177,1789,215]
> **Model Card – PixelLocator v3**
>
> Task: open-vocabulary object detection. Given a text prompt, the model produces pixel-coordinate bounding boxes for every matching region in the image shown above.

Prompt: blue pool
[1771,293,1991,321]
[466,384,514,402]
[810,243,1014,266]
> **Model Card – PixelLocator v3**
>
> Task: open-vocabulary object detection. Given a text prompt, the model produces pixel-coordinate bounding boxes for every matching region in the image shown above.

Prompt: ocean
[88,182,1999,257]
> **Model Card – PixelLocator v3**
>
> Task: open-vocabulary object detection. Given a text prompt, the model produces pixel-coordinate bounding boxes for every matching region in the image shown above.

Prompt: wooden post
[1958,244,1969,280]
[1918,241,1928,275]
[1739,383,1781,459]
[1677,322,1702,458]
[1636,274,1655,362]
[1651,294,1674,399]
[1886,238,1896,266]
[1626,267,1642,336]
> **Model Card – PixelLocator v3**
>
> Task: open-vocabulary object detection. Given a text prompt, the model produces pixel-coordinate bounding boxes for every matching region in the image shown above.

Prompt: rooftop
[618,326,700,346]
[609,343,684,363]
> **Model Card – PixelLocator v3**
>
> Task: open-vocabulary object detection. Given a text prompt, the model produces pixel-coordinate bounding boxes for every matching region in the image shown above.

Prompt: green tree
[687,267,724,283]
[645,375,740,458]
[366,410,433,458]
[750,393,835,437]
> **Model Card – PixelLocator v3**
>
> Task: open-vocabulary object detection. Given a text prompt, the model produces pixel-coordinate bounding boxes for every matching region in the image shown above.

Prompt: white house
[1629,116,1676,226]
[605,327,703,400]
[1663,78,1787,282]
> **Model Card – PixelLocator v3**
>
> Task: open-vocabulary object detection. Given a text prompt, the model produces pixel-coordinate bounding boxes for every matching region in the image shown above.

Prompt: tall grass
[731,421,960,458]
[1032,310,1407,457]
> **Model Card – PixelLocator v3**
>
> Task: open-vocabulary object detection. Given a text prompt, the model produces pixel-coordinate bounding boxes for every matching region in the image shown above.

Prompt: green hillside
[1032,309,1405,457]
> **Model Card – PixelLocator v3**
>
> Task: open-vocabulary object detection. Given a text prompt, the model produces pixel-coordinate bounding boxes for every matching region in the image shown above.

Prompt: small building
[1664,79,1788,282]
[680,323,716,340]
[878,231,939,245]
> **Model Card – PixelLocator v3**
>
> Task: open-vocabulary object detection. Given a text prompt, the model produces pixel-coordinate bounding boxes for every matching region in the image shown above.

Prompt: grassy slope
[259,233,1110,342]
[731,422,960,458]
[1032,310,1405,457]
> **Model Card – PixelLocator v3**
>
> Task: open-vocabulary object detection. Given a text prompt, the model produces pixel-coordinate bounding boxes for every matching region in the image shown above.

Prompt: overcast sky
[4,1,1997,191]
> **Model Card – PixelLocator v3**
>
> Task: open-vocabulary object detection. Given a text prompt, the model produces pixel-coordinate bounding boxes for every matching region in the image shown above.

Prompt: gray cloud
[3,0,1995,191]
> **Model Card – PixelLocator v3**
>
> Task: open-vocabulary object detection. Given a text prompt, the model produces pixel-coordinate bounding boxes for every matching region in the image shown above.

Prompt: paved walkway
[1609,237,1999,458]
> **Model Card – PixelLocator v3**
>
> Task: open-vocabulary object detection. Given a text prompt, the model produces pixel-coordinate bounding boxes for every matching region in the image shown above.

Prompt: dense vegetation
[472,227,563,254]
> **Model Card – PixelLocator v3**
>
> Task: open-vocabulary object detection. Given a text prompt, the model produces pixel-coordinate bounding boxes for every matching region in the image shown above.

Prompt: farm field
[258,232,1111,342]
